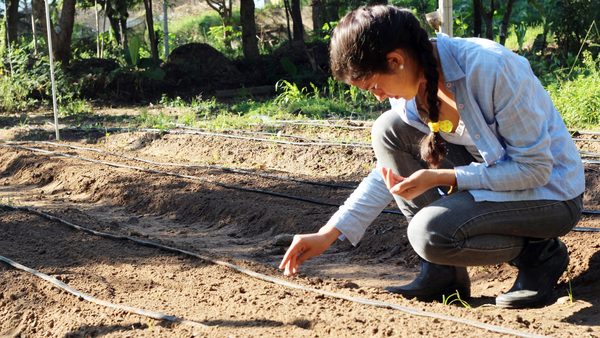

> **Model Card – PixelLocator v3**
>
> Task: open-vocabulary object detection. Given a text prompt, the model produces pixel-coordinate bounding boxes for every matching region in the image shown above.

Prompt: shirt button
[474,134,481,139]
[458,104,464,109]
[446,83,452,88]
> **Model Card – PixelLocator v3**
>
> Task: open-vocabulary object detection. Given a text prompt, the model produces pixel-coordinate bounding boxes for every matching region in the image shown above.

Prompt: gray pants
[372,110,583,266]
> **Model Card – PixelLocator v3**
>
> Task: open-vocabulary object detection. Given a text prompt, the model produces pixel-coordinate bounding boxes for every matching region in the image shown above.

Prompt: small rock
[340,281,360,289]
[272,234,294,247]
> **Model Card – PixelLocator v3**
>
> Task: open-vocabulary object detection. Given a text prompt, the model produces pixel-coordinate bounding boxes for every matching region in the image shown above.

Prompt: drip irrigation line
[1,143,351,209]
[571,130,600,136]
[251,120,371,130]
[573,138,600,143]
[3,143,599,229]
[34,141,357,190]
[64,126,373,148]
[579,151,600,158]
[175,124,372,146]
[0,204,548,338]
[0,253,207,329]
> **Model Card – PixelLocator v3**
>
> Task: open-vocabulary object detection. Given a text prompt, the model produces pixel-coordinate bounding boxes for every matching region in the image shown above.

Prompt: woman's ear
[386,49,406,71]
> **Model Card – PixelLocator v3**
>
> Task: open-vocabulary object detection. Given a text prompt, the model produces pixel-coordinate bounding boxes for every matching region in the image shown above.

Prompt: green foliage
[545,0,600,58]
[548,52,600,129]
[127,36,142,66]
[0,45,83,112]
[514,22,528,53]
[207,25,243,58]
[136,109,175,130]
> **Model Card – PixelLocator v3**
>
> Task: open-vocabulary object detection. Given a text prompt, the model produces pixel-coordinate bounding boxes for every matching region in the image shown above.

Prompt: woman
[279,5,585,308]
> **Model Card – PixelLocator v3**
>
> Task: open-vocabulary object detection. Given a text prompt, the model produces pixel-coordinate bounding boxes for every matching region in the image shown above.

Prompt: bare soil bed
[0,114,599,337]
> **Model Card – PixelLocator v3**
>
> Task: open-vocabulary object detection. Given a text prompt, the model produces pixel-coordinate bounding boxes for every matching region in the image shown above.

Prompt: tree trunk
[283,0,292,41]
[483,0,495,40]
[143,0,159,63]
[32,0,77,65]
[6,0,20,46]
[472,0,483,37]
[312,0,325,33]
[240,0,259,61]
[498,0,515,45]
[290,0,303,41]
[54,0,77,64]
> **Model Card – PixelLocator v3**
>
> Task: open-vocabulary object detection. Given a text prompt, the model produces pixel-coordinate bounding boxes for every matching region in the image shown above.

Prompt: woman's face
[348,49,425,102]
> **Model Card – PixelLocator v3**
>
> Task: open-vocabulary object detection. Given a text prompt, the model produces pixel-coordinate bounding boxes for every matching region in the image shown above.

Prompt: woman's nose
[373,92,387,102]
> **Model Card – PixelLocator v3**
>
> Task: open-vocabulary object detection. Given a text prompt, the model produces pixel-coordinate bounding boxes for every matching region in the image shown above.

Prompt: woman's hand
[279,225,340,276]
[381,167,456,200]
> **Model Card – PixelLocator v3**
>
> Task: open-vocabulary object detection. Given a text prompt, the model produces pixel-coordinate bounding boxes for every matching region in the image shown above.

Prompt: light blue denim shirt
[328,33,585,246]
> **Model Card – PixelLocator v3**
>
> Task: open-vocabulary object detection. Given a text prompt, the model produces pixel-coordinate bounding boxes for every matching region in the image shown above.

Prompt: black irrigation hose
[35,141,357,190]
[0,204,548,338]
[0,254,207,328]
[64,126,373,148]
[175,124,371,146]
[3,142,599,231]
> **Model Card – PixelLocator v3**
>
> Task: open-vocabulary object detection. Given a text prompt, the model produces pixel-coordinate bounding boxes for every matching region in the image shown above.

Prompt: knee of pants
[407,207,460,264]
[371,110,411,151]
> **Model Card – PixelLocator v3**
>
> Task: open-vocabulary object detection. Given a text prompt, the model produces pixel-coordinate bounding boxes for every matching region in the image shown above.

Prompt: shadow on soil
[65,322,148,337]
[563,250,600,326]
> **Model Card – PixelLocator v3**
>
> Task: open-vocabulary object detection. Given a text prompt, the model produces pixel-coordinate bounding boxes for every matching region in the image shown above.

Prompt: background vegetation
[0,0,598,129]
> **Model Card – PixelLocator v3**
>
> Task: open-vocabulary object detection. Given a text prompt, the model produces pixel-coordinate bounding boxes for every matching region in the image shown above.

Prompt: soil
[0,111,599,337]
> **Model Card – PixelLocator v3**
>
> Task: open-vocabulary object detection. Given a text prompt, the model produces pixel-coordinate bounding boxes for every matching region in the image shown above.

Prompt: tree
[498,0,515,45]
[311,0,340,34]
[206,0,233,25]
[240,0,259,60]
[289,0,303,41]
[6,0,19,46]
[32,0,77,65]
[472,0,483,37]
[104,0,130,49]
[142,0,159,62]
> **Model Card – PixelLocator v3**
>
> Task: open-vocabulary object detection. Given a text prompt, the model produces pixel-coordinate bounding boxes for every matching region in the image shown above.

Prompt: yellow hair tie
[427,120,453,133]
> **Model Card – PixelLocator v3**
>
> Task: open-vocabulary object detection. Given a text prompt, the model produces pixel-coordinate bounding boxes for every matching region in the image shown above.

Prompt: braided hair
[330,5,446,168]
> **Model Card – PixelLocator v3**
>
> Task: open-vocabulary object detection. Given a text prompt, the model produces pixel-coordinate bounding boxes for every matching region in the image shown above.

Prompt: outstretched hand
[279,227,340,276]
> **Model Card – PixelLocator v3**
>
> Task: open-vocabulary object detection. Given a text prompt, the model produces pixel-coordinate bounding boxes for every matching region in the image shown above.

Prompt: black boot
[496,238,569,309]
[385,260,471,302]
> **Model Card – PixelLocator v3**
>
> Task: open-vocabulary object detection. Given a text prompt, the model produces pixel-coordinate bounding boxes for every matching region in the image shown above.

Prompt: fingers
[280,236,305,276]
[381,167,406,192]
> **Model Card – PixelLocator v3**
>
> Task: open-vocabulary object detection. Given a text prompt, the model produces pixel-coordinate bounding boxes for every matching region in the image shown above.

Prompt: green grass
[548,52,600,130]
[504,25,547,52]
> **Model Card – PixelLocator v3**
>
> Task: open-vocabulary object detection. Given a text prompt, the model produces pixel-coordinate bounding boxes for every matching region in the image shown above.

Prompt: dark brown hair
[330,5,446,168]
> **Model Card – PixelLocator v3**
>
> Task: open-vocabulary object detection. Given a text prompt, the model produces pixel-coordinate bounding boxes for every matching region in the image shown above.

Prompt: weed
[442,290,471,308]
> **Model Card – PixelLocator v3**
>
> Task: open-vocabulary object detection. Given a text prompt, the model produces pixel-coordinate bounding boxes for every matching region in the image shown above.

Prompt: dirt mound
[163,43,243,93]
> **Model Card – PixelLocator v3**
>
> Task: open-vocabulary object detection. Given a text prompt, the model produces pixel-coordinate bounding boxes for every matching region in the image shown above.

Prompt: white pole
[163,0,169,58]
[94,0,100,58]
[31,11,38,55]
[439,0,453,37]
[43,0,60,140]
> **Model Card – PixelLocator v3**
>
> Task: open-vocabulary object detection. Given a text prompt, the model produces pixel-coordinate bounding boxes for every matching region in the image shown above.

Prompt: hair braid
[414,27,447,168]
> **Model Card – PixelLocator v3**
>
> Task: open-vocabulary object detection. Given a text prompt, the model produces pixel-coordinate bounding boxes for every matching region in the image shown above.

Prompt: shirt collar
[435,33,466,82]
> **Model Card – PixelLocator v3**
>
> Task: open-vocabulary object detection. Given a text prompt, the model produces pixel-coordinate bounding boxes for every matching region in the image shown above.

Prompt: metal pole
[43,0,60,140]
[94,0,100,57]
[163,0,169,58]
[31,11,38,54]
[439,0,453,37]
